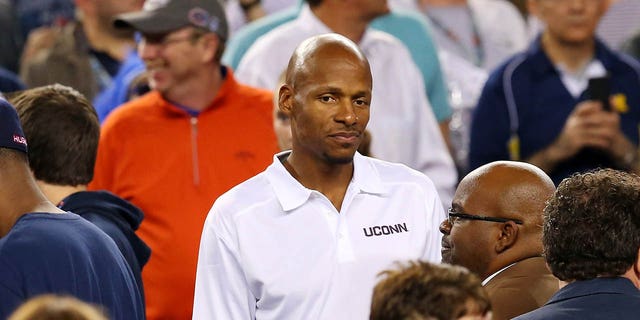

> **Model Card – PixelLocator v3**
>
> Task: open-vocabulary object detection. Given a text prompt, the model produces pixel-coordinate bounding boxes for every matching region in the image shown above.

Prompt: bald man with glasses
[439,160,560,320]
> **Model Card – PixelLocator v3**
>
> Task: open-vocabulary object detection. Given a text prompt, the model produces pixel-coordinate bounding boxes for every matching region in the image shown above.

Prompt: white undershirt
[556,59,607,98]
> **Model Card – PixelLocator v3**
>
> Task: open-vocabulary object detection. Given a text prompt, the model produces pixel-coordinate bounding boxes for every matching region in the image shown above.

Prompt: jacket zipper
[190,116,200,186]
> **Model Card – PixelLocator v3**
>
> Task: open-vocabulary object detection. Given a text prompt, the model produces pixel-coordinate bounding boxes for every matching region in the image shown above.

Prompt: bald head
[284,33,370,90]
[458,161,555,228]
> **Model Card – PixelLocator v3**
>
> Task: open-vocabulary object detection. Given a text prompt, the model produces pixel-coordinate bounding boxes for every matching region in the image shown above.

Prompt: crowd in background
[1,0,640,319]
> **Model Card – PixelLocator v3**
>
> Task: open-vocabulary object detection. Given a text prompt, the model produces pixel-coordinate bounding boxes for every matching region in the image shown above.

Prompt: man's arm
[193,209,256,320]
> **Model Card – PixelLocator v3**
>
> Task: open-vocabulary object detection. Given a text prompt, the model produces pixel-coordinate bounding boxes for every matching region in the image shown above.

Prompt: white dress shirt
[192,151,445,319]
[235,4,457,208]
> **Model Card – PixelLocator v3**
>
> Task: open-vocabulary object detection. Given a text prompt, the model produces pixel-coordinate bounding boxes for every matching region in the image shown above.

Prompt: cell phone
[587,76,611,111]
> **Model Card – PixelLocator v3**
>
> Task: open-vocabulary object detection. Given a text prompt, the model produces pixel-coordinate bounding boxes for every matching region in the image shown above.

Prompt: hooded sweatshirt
[58,190,150,301]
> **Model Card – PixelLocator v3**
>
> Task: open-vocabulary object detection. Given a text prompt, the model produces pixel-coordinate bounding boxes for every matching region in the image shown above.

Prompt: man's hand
[527,100,635,172]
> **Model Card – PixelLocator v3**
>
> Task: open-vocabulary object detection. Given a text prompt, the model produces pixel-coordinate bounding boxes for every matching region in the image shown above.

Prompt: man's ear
[278,84,294,115]
[495,221,519,253]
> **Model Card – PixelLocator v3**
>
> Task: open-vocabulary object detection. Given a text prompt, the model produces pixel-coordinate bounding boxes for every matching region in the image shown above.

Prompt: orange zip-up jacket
[90,69,277,319]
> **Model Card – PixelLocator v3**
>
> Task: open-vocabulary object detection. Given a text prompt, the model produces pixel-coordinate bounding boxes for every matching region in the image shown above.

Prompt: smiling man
[440,161,559,320]
[192,33,445,320]
[90,0,277,318]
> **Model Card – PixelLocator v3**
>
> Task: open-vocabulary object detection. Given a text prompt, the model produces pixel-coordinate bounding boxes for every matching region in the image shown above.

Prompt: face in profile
[440,178,495,278]
[281,44,372,164]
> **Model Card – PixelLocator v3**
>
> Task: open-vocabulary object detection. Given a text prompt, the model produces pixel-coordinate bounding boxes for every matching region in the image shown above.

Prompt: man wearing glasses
[439,161,560,320]
[90,0,278,318]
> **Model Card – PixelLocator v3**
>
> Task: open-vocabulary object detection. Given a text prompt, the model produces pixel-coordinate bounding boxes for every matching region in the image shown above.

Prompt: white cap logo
[143,0,170,11]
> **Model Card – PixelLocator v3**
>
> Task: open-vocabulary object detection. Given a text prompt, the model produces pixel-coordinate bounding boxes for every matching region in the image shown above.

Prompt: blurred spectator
[0,0,24,73]
[515,168,640,320]
[11,84,150,305]
[8,295,107,320]
[440,161,559,320]
[19,0,144,116]
[90,0,277,318]
[0,67,26,94]
[236,0,457,208]
[470,0,640,185]
[528,0,640,50]
[224,0,295,36]
[11,0,75,39]
[0,98,144,319]
[391,0,528,175]
[371,261,491,320]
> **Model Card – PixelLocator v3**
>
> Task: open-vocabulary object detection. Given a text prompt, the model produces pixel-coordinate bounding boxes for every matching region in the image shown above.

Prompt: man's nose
[439,219,451,235]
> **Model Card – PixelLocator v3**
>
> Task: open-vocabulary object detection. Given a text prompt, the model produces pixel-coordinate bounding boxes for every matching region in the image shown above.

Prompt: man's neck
[0,166,65,237]
[283,151,354,212]
[310,4,369,43]
[36,181,86,206]
[541,32,596,73]
[164,64,223,112]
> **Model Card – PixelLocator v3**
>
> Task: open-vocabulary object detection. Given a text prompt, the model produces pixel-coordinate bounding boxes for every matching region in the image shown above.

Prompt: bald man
[439,161,560,320]
[192,33,445,320]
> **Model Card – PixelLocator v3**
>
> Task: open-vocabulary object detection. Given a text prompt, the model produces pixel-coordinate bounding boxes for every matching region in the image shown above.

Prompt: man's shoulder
[212,170,273,215]
[100,92,163,130]
[363,156,437,189]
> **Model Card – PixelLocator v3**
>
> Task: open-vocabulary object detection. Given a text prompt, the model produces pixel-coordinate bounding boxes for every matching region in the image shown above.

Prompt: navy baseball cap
[0,98,27,153]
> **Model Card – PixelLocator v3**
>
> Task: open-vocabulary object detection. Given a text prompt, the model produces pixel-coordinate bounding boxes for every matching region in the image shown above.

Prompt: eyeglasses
[447,208,524,225]
[138,31,205,49]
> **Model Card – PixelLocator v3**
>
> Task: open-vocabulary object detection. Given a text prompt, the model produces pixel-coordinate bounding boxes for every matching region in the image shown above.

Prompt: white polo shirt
[192,152,445,320]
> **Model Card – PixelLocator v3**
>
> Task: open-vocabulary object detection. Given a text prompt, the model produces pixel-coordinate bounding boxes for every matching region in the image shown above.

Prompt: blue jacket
[469,36,640,185]
[514,277,640,320]
[58,190,150,302]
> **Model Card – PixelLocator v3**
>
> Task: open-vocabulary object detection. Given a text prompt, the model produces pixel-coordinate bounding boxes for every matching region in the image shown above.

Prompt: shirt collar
[547,277,640,305]
[265,151,386,212]
[482,262,516,286]
[527,34,618,79]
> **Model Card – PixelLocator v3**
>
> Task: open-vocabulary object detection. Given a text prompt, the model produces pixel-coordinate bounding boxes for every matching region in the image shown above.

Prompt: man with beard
[439,161,559,320]
[193,33,445,320]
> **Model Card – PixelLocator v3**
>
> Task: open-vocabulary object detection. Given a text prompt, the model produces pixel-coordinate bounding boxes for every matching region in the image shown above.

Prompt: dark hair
[370,261,491,320]
[10,84,99,186]
[543,168,640,281]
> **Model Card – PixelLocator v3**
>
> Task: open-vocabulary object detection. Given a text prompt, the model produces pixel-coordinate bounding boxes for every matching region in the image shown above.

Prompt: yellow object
[612,93,628,113]
[508,134,520,161]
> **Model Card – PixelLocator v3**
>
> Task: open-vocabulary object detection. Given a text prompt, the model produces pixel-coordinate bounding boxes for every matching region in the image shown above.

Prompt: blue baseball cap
[0,98,27,154]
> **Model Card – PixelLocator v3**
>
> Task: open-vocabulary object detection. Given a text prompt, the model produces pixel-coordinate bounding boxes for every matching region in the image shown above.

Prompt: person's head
[0,97,29,165]
[440,161,555,279]
[528,0,609,46]
[10,84,99,187]
[75,0,144,38]
[543,168,640,283]
[273,69,373,155]
[279,33,372,164]
[8,294,107,320]
[305,0,390,24]
[370,261,491,320]
[114,0,228,95]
